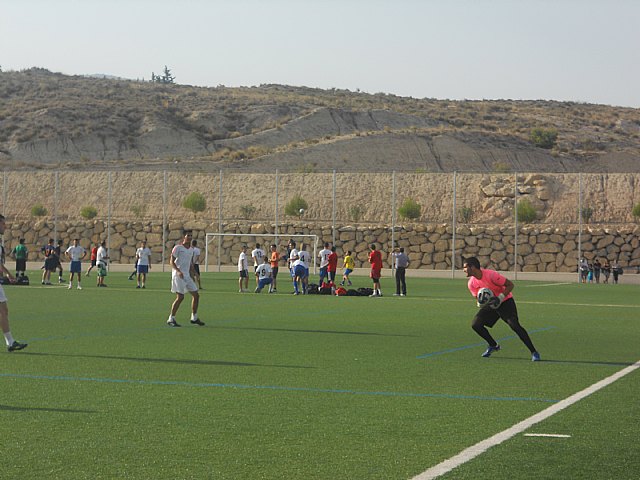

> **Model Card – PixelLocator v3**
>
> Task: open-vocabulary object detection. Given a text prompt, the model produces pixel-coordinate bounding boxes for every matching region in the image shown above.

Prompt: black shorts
[193,264,200,275]
[239,269,248,278]
[16,259,26,271]
[90,259,97,267]
[272,266,279,278]
[474,297,519,328]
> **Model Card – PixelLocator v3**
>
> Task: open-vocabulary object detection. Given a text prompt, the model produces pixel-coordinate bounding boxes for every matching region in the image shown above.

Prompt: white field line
[523,433,571,438]
[412,360,640,480]
[521,282,572,287]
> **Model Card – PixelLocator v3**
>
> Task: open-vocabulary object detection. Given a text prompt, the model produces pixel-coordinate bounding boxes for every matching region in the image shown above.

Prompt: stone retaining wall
[4,220,639,272]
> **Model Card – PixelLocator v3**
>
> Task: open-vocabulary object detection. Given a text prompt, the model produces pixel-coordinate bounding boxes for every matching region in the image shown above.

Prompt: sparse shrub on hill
[632,203,640,221]
[285,195,308,217]
[398,198,421,220]
[80,206,98,219]
[349,205,365,222]
[580,206,593,224]
[516,198,537,223]
[530,127,558,149]
[182,192,206,216]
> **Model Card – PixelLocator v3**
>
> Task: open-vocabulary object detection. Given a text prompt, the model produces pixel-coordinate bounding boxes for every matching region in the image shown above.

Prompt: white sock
[168,315,175,322]
[4,332,15,346]
[191,313,198,321]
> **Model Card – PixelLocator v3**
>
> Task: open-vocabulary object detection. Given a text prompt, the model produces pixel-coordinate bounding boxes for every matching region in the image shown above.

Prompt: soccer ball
[299,208,305,215]
[476,287,494,307]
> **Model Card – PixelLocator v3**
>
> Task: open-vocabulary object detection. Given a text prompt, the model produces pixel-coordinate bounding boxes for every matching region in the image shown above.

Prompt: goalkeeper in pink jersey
[463,256,541,362]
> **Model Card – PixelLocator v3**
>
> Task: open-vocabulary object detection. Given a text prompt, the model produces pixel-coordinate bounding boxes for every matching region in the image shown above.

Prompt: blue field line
[416,326,556,359]
[0,372,559,403]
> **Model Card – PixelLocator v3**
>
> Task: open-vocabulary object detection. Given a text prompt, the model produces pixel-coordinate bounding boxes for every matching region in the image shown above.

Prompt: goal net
[204,233,319,274]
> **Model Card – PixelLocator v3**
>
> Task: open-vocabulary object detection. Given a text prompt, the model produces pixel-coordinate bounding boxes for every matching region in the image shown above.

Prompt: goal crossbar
[204,233,319,273]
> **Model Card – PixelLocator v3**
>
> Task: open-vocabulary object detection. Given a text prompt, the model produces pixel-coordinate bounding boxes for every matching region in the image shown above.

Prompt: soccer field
[1,272,638,479]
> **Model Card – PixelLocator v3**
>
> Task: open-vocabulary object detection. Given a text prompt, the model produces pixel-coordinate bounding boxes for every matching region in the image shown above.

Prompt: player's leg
[472,308,501,356]
[499,299,539,356]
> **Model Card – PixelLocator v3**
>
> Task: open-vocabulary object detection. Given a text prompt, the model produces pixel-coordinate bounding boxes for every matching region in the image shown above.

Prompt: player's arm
[169,253,183,278]
[0,261,15,282]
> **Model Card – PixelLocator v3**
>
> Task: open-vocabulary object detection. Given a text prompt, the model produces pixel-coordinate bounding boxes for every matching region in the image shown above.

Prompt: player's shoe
[532,352,541,362]
[166,319,181,327]
[481,344,501,357]
[190,318,205,326]
[7,341,28,352]
[77,285,82,290]
[67,284,72,289]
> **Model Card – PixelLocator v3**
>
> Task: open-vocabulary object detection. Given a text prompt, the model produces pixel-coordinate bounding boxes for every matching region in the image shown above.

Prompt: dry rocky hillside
[1,68,639,173]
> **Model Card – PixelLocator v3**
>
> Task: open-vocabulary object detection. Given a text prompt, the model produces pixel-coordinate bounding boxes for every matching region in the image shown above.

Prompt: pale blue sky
[2,0,639,107]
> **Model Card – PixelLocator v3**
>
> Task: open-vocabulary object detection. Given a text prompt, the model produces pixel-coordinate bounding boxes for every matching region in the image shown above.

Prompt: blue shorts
[319,267,328,277]
[137,264,149,274]
[258,277,273,289]
[294,265,306,279]
[344,268,353,276]
[70,261,82,273]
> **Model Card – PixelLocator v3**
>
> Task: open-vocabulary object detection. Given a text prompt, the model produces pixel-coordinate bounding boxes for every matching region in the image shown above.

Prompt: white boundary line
[412,359,640,480]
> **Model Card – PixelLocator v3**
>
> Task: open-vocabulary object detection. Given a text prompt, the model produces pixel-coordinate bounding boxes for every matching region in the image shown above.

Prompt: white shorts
[171,274,198,295]
[0,284,6,303]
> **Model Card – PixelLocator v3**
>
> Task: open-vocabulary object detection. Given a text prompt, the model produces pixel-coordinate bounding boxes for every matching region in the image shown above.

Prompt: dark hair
[324,242,330,248]
[191,239,198,246]
[463,256,481,269]
[183,230,193,236]
[370,244,376,250]
[399,247,404,253]
[331,246,336,252]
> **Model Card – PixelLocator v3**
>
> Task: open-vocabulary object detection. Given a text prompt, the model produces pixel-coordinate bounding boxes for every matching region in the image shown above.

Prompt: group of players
[237,240,359,295]
[1,224,542,361]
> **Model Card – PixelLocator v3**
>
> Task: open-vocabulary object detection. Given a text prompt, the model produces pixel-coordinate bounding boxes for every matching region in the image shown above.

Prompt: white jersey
[192,247,201,265]
[66,245,85,261]
[171,244,194,277]
[251,248,266,266]
[318,248,331,268]
[238,251,248,271]
[96,246,108,265]
[255,263,272,280]
[136,247,152,266]
[288,248,299,268]
[295,250,310,269]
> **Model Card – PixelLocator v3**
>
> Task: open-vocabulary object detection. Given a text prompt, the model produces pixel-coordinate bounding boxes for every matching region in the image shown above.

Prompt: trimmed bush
[284,194,308,217]
[516,198,537,223]
[31,203,48,217]
[80,206,97,219]
[398,198,421,220]
[182,192,206,215]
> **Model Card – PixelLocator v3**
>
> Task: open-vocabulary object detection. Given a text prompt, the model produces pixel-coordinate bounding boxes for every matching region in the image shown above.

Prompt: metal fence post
[514,172,518,279]
[451,171,457,278]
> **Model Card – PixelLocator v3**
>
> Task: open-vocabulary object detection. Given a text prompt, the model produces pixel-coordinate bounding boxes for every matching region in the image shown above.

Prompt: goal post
[204,233,319,274]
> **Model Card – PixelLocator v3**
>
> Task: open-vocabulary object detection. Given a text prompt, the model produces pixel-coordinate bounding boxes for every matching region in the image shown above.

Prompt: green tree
[398,198,421,220]
[80,206,98,219]
[182,192,206,216]
[530,127,558,149]
[151,65,175,84]
[516,198,537,223]
[285,194,308,217]
[31,203,48,217]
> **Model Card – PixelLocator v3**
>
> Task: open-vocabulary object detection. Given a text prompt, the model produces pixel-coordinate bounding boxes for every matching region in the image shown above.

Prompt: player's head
[101,240,106,247]
[0,214,5,235]
[191,239,197,247]
[72,238,79,246]
[48,238,54,245]
[288,240,296,248]
[182,231,193,245]
[399,247,404,253]
[19,238,25,244]
[370,243,376,251]
[270,244,277,251]
[324,242,330,248]
[255,243,260,248]
[462,256,481,277]
[242,245,248,252]
[331,246,336,252]
[346,250,351,256]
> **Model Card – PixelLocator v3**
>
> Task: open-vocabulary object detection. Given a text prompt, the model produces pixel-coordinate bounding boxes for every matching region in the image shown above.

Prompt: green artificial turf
[0,271,638,479]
